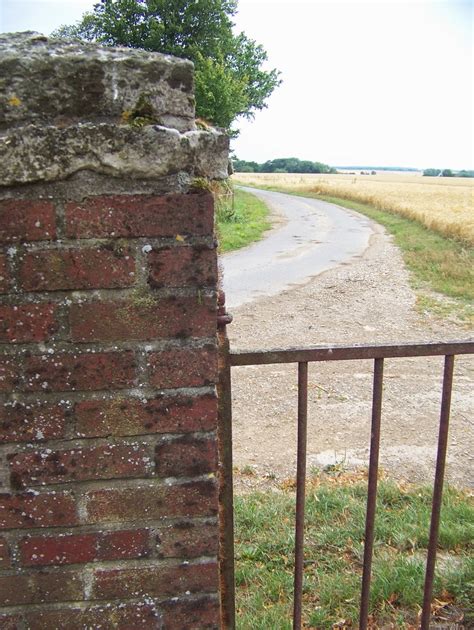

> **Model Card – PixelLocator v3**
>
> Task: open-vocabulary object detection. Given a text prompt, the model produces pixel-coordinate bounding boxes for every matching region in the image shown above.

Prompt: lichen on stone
[7,95,21,107]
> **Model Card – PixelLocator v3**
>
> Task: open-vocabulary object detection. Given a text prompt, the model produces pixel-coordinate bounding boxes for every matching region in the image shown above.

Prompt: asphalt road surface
[221,187,374,308]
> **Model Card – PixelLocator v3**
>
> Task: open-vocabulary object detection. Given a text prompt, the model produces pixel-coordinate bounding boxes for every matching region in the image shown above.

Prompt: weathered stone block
[0,32,195,131]
[0,33,229,185]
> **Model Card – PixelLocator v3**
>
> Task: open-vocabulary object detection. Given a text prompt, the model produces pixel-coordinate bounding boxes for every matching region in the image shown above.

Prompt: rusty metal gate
[217,303,474,629]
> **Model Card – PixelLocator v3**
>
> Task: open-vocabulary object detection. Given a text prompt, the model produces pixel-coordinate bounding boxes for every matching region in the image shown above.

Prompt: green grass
[216,188,271,252]
[235,478,474,629]
[233,182,473,322]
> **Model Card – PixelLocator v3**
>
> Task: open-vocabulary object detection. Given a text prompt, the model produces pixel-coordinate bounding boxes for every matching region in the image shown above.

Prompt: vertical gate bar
[420,354,455,630]
[359,357,384,630]
[217,293,236,630]
[293,361,309,630]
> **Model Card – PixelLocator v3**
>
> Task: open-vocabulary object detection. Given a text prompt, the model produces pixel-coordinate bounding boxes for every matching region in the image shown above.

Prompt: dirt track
[223,208,474,489]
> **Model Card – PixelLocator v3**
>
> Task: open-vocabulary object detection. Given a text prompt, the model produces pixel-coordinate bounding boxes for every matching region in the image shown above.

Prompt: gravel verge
[224,206,473,490]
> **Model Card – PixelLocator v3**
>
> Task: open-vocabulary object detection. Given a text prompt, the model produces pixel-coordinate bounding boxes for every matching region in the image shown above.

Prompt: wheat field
[233,172,474,245]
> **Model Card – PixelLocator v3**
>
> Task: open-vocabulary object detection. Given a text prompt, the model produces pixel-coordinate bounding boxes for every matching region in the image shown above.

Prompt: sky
[1,0,473,170]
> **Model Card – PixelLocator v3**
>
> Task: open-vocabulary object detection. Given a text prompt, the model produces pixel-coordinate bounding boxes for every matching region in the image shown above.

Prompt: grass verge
[216,188,271,252]
[318,195,474,301]
[235,474,474,629]
[233,182,473,323]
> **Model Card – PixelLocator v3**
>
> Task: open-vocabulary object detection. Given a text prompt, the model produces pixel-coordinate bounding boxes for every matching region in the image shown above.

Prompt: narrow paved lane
[221,187,374,307]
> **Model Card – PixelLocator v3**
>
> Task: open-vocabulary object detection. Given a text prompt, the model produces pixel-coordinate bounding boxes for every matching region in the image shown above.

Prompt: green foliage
[121,92,159,127]
[194,53,248,131]
[422,168,474,178]
[232,159,260,173]
[233,156,336,174]
[216,188,271,252]
[423,168,464,177]
[53,0,281,133]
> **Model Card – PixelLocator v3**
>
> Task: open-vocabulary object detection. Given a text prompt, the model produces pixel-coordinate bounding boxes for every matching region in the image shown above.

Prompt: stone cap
[0,33,229,186]
[0,32,195,132]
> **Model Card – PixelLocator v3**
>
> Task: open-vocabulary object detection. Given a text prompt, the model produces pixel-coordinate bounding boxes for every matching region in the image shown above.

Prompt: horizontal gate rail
[220,338,474,630]
[230,339,474,366]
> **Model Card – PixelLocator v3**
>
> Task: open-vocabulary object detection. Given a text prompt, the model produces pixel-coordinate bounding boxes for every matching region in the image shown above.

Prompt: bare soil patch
[225,219,473,489]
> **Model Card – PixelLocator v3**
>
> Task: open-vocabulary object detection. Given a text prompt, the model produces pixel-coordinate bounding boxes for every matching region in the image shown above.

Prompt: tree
[232,157,335,174]
[54,0,281,134]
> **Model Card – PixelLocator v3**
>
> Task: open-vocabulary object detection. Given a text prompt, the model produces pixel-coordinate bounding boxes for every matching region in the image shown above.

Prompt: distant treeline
[336,165,418,172]
[423,168,474,178]
[233,158,474,178]
[233,157,337,174]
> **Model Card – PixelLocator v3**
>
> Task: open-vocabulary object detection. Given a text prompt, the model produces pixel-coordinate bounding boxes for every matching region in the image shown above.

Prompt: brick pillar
[0,32,228,628]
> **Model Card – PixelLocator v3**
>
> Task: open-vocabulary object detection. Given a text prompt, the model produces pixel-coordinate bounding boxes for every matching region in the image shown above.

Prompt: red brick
[65,193,214,239]
[155,436,217,477]
[0,304,58,343]
[0,199,56,242]
[158,522,218,559]
[161,596,219,629]
[0,491,77,529]
[92,560,217,600]
[0,569,83,606]
[148,346,217,389]
[19,529,150,567]
[0,357,19,392]
[20,532,97,566]
[0,535,11,568]
[0,401,66,443]
[9,443,153,488]
[70,297,216,342]
[0,615,22,630]
[75,393,217,438]
[23,351,136,392]
[19,247,136,292]
[148,245,217,288]
[0,254,11,293]
[97,528,150,561]
[25,604,160,630]
[86,479,217,524]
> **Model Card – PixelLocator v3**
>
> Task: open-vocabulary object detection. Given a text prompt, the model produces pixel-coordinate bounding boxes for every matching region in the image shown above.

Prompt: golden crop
[233,172,474,245]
